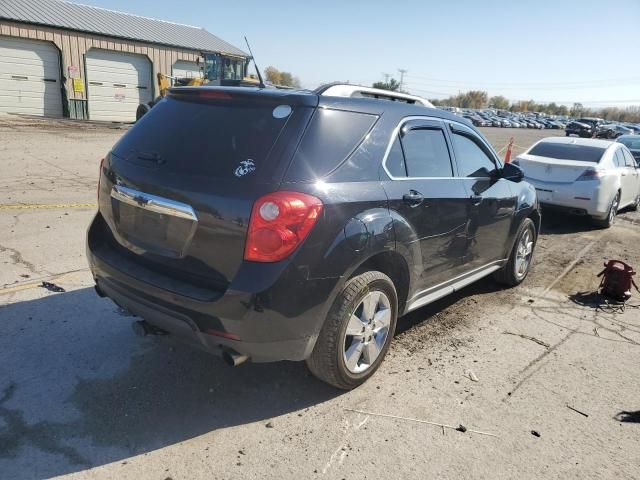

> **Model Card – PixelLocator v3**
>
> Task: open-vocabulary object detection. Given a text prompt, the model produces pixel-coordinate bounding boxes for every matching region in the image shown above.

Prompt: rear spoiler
[168,86,319,108]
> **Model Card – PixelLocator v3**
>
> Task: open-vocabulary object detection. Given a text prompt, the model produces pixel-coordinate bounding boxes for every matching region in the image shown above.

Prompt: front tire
[306,271,398,390]
[631,194,639,211]
[493,218,536,287]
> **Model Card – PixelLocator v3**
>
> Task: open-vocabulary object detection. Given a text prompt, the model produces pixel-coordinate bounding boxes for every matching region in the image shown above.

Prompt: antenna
[244,36,266,89]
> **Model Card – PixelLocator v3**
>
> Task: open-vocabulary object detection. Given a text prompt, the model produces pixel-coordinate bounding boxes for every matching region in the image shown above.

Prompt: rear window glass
[285,108,377,180]
[112,96,299,180]
[528,142,605,162]
[618,137,640,150]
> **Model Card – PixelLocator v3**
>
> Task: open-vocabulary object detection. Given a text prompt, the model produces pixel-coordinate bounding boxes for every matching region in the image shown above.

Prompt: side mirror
[501,162,524,182]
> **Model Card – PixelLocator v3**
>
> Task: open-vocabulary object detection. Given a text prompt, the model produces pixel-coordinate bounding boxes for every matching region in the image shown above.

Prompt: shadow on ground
[0,288,339,479]
[539,209,600,235]
[540,205,639,235]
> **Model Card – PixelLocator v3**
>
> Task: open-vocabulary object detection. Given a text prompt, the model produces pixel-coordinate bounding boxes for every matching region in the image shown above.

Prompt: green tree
[489,95,509,110]
[264,66,281,85]
[464,90,488,109]
[264,66,301,87]
[571,102,584,117]
[372,78,401,92]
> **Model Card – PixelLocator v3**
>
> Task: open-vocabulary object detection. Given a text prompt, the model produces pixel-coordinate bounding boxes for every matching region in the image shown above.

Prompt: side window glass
[451,132,497,177]
[400,128,453,178]
[614,149,624,167]
[622,149,635,167]
[386,136,407,177]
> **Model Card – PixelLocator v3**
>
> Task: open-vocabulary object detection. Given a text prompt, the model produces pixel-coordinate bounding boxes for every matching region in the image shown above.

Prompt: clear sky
[76,0,640,107]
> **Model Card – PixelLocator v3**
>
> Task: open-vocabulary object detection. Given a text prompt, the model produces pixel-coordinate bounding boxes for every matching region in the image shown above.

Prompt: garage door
[86,50,152,122]
[0,36,63,117]
[172,60,203,79]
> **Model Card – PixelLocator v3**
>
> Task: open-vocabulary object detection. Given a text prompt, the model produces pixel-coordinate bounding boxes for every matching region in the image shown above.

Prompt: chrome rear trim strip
[111,185,198,222]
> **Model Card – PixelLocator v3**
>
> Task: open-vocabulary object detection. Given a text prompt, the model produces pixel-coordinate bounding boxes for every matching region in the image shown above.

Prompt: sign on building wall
[72,78,84,93]
[68,65,80,79]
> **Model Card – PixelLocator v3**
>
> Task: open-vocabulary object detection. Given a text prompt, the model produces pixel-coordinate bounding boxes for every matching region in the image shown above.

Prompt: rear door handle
[471,194,483,205]
[403,190,424,207]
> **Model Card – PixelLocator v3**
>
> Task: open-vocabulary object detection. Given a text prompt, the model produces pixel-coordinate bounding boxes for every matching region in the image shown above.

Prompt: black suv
[566,117,603,138]
[87,86,540,389]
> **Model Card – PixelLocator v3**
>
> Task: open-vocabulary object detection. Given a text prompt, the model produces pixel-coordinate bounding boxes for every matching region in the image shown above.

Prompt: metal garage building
[0,0,248,122]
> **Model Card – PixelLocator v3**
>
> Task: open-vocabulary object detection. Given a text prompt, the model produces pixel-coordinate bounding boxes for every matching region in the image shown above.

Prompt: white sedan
[513,137,640,227]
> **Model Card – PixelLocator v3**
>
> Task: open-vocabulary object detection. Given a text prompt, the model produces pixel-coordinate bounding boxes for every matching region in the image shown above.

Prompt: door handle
[470,194,483,205]
[403,190,424,207]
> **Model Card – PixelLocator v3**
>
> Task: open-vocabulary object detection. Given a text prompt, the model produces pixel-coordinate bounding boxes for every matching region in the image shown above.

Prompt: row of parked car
[565,117,640,139]
[441,107,640,139]
[442,107,569,129]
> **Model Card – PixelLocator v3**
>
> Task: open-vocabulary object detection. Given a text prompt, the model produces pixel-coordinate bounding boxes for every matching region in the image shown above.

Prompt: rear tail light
[244,191,323,262]
[97,157,105,198]
[575,168,604,181]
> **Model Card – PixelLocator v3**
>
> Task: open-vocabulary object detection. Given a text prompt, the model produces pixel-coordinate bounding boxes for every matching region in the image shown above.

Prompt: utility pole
[398,69,407,90]
[382,72,391,83]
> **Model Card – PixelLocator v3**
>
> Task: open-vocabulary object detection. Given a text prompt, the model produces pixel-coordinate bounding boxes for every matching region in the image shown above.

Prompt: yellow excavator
[135,40,283,121]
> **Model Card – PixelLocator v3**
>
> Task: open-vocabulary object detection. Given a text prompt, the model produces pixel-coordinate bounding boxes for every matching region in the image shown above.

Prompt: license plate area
[111,185,198,258]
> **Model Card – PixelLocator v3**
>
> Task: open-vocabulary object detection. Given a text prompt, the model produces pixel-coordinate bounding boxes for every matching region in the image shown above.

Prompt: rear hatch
[516,141,606,184]
[97,87,318,291]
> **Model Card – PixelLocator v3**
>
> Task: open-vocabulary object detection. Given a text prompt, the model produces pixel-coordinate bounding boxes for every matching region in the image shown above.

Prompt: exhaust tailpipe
[132,320,167,337]
[222,349,249,367]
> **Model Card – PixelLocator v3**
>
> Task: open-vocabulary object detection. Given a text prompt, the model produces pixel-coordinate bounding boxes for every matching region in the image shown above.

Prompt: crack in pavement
[503,236,605,401]
[0,243,40,275]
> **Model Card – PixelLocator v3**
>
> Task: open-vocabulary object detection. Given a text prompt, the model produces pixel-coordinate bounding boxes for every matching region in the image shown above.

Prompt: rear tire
[306,271,398,390]
[493,218,536,287]
[631,194,639,211]
[592,191,620,228]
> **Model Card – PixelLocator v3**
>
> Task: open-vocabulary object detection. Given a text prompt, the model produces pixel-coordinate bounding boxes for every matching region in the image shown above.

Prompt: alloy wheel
[343,291,392,374]
[609,193,620,224]
[514,225,534,280]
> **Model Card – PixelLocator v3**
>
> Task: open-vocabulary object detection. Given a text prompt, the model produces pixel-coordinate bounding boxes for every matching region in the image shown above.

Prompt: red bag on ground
[597,260,638,302]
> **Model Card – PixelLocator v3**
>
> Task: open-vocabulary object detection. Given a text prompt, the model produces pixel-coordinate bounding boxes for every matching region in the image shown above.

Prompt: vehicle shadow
[0,288,340,479]
[540,205,639,235]
[539,209,600,235]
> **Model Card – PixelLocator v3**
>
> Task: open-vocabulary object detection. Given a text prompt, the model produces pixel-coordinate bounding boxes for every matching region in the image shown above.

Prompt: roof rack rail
[314,83,434,107]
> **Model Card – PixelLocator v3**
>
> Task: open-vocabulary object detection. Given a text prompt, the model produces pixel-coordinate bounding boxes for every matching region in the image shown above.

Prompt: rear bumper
[87,213,340,362]
[525,178,610,219]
